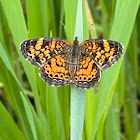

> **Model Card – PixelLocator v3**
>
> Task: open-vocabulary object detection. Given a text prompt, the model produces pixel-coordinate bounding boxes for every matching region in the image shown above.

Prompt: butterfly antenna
[50,30,52,37]
[83,23,93,33]
[60,21,74,38]
[76,24,94,39]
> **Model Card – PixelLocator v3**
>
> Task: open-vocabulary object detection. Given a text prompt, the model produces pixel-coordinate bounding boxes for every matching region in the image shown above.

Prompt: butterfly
[20,37,123,89]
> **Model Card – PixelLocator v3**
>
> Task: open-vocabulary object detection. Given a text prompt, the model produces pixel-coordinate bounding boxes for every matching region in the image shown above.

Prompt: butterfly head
[73,37,79,45]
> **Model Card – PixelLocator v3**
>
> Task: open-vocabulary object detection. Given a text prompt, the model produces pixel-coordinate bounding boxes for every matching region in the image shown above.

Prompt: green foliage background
[0,0,140,140]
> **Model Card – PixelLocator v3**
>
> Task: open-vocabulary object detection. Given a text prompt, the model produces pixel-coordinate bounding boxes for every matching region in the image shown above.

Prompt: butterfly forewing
[20,38,72,68]
[80,39,123,70]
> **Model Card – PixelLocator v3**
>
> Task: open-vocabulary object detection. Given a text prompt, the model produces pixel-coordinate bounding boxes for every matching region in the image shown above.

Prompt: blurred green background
[0,0,140,140]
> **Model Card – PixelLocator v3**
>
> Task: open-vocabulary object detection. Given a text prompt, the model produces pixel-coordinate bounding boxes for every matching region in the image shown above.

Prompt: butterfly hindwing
[39,53,71,86]
[73,54,101,89]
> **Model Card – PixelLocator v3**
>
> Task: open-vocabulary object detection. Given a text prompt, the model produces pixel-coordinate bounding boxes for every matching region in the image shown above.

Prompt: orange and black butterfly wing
[73,54,101,89]
[80,39,123,70]
[20,38,72,68]
[39,53,71,86]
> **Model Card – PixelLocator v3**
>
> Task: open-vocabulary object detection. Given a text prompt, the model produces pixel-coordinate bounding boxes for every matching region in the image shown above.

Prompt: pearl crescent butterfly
[20,37,123,89]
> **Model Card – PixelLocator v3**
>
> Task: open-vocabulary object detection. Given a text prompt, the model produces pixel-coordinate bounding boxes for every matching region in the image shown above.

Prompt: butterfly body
[68,37,81,77]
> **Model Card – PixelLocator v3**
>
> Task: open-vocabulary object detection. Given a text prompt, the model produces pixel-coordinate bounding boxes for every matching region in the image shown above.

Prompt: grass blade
[0,0,41,115]
[20,92,38,140]
[91,0,140,139]
[46,87,65,140]
[0,43,21,88]
[105,105,120,140]
[0,102,26,140]
[70,86,85,140]
[69,0,87,139]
